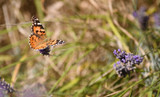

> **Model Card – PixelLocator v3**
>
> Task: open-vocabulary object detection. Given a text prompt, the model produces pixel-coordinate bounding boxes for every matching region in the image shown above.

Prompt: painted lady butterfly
[29,16,65,55]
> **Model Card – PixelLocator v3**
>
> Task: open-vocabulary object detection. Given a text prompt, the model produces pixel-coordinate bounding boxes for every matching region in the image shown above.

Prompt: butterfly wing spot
[31,26,46,36]
[57,40,65,44]
[37,23,42,25]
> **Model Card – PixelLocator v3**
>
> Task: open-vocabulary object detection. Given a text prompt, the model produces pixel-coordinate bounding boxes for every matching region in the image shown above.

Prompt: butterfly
[29,16,65,55]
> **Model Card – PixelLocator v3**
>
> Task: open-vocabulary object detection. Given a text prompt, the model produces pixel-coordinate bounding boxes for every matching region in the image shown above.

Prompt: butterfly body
[29,16,65,55]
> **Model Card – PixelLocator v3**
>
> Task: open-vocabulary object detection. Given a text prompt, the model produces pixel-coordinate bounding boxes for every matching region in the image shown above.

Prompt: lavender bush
[113,49,143,77]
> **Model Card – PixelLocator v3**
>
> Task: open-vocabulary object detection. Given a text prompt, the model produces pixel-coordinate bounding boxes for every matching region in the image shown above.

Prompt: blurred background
[0,0,160,97]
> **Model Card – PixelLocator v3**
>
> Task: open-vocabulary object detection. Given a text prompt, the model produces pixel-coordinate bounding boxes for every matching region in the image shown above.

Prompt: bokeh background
[0,0,160,97]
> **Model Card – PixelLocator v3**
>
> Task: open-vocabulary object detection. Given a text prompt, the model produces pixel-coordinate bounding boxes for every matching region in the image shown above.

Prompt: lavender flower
[113,61,130,77]
[113,49,126,63]
[0,77,15,97]
[133,7,149,30]
[113,49,143,77]
[0,78,15,93]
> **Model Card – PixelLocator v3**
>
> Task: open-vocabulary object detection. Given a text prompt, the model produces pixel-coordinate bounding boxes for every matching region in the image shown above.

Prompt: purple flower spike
[113,49,143,77]
[117,61,121,65]
[113,62,130,77]
[133,7,149,31]
[113,49,127,63]
[113,63,117,69]
[118,49,121,52]
[113,50,117,55]
[122,59,126,63]
[0,77,15,94]
[134,55,143,65]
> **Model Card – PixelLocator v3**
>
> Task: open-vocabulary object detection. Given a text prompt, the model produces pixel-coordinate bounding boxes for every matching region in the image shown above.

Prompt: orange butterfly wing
[29,16,48,49]
[29,34,48,49]
[31,16,46,36]
[29,34,64,50]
